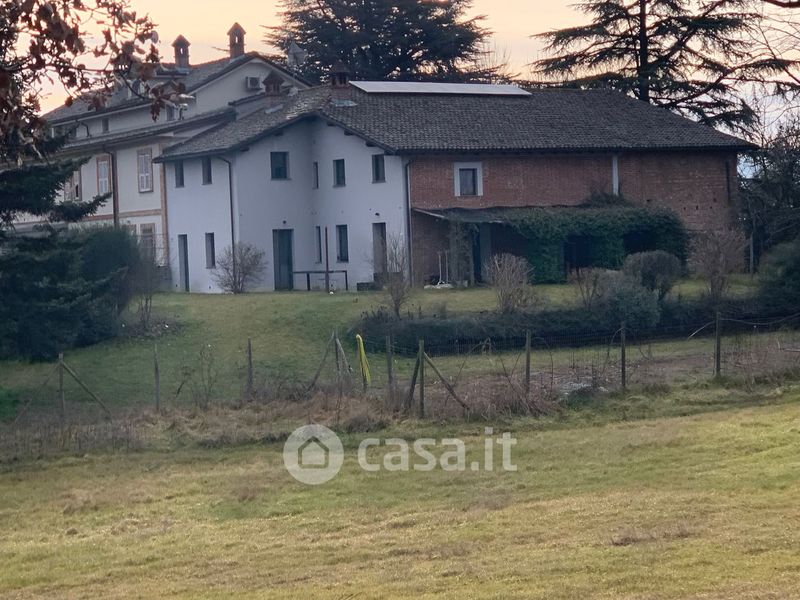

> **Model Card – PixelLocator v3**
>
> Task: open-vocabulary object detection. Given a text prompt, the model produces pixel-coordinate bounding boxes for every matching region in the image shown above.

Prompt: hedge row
[357,298,794,356]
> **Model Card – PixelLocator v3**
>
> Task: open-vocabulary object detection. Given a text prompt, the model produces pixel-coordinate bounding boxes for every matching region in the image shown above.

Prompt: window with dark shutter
[271,152,289,180]
[459,168,478,196]
[333,159,346,187]
[336,224,349,262]
[202,157,213,185]
[372,155,385,183]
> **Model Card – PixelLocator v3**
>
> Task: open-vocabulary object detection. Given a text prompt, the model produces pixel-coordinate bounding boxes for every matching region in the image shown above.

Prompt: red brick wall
[409,151,738,232]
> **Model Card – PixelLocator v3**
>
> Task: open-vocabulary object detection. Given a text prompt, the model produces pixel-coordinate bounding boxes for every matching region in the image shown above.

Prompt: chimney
[330,61,350,89]
[172,35,190,69]
[227,23,246,59]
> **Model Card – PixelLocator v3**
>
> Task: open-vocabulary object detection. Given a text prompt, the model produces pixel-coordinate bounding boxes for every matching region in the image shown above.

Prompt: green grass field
[0,276,760,415]
[2,383,800,598]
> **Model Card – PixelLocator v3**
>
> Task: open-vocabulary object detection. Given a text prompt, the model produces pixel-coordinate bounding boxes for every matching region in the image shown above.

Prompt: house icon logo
[283,424,344,485]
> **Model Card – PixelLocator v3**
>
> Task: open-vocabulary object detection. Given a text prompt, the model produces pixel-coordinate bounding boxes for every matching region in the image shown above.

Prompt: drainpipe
[218,156,237,287]
[403,157,415,284]
[102,145,120,227]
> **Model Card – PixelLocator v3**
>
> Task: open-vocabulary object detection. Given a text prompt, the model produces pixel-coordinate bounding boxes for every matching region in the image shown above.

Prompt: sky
[38,0,583,110]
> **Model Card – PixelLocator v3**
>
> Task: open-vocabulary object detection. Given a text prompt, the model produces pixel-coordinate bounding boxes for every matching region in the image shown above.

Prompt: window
[202,157,213,185]
[205,233,216,269]
[372,154,386,183]
[139,223,156,260]
[101,118,109,134]
[137,149,153,192]
[174,160,185,188]
[65,169,81,201]
[312,161,319,189]
[336,224,349,262]
[96,155,111,196]
[454,162,482,197]
[271,152,289,180]
[333,159,346,187]
[166,105,176,122]
[315,225,322,263]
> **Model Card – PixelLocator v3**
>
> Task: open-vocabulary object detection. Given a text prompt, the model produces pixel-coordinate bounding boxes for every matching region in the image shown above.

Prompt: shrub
[623,250,682,301]
[689,228,746,307]
[485,253,537,314]
[212,243,266,293]
[572,267,607,310]
[383,234,412,318]
[596,271,661,330]
[77,226,140,312]
[759,238,800,311]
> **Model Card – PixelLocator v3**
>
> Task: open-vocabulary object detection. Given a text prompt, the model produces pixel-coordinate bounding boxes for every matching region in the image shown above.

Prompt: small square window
[271,152,289,180]
[175,160,185,188]
[336,224,349,262]
[202,157,213,185]
[333,159,346,187]
[312,161,319,189]
[372,154,386,183]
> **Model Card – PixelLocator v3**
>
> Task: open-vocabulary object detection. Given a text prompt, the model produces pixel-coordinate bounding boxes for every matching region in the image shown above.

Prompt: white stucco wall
[165,117,408,293]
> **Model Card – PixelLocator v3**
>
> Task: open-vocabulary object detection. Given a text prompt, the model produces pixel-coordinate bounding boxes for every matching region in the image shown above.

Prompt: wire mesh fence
[3,311,800,456]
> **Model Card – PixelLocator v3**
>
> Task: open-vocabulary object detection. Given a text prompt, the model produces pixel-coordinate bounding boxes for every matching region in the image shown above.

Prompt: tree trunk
[637,0,650,103]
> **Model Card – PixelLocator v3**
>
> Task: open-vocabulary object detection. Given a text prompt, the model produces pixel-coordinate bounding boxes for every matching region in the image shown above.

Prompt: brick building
[145,78,751,291]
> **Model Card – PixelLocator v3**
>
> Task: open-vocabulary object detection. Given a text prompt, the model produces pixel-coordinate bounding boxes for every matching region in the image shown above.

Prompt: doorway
[177,234,189,292]
[372,222,387,281]
[272,229,294,290]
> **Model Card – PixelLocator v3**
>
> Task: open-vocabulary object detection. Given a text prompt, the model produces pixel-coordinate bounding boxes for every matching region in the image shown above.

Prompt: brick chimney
[228,23,245,59]
[172,35,190,69]
[330,60,350,88]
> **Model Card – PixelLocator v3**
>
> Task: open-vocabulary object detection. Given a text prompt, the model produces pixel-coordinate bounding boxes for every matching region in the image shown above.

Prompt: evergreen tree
[532,0,793,132]
[266,0,496,83]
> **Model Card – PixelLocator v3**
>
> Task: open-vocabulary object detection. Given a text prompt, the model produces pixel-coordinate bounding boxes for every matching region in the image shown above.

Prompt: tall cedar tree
[266,0,495,83]
[532,0,793,132]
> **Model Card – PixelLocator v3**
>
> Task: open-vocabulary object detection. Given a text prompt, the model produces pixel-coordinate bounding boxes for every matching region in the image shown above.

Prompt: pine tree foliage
[532,0,796,132]
[266,0,497,83]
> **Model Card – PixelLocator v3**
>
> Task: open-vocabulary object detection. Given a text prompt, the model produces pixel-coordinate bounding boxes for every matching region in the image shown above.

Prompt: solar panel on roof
[350,81,531,96]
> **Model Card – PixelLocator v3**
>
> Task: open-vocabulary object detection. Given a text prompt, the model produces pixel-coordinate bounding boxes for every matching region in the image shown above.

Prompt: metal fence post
[620,322,627,391]
[715,311,722,378]
[418,339,425,419]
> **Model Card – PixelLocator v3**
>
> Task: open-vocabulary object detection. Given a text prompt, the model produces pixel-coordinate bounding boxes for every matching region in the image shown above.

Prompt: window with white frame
[96,155,111,196]
[454,162,483,197]
[137,149,153,192]
[372,154,386,183]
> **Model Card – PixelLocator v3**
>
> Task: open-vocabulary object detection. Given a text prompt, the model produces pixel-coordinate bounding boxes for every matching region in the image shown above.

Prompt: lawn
[0,277,760,415]
[2,383,800,598]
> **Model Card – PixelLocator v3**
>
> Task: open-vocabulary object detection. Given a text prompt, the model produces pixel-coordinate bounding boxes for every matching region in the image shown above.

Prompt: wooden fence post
[715,311,722,378]
[386,335,394,406]
[58,352,65,421]
[418,339,425,419]
[620,322,627,391]
[524,330,532,399]
[246,337,254,400]
[154,343,161,413]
